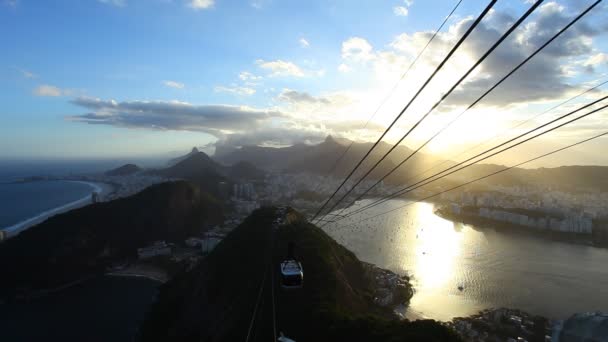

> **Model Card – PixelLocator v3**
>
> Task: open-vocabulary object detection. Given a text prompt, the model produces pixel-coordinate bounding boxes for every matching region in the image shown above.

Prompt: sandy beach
[3,181,114,238]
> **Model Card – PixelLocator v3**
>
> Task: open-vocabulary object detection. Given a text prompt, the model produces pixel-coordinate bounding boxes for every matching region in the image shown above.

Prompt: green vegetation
[140,207,460,341]
[0,181,223,299]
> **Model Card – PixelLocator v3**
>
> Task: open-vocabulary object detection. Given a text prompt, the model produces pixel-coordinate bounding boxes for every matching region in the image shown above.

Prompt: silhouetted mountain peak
[105,163,141,176]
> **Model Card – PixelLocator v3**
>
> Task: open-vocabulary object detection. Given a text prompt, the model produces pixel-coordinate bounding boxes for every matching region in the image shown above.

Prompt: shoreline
[106,272,168,284]
[2,180,114,238]
[434,208,597,247]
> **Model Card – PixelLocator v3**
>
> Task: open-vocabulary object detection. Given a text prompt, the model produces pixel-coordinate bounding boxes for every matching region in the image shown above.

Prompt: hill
[0,181,223,299]
[139,207,459,341]
[161,151,222,179]
[450,164,608,192]
[158,150,265,188]
[105,163,142,176]
[215,136,441,184]
[167,147,201,166]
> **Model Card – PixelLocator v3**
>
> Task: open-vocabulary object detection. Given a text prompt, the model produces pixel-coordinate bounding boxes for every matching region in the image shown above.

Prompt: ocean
[0,160,123,234]
[323,199,608,321]
[0,180,98,231]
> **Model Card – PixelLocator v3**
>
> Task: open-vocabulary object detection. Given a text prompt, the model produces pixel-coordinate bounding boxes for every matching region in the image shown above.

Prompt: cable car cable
[323,0,605,224]
[308,0,464,197]
[310,0,498,223]
[319,0,545,222]
[336,131,608,227]
[329,100,608,224]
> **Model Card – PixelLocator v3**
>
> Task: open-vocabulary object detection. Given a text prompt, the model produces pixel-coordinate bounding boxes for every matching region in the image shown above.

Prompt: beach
[3,181,114,238]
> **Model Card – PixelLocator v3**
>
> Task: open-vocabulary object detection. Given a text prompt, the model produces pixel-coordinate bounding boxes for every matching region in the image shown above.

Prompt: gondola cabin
[280,259,303,289]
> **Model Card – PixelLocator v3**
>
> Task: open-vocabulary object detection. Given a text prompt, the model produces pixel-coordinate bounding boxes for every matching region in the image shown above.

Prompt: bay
[323,199,608,320]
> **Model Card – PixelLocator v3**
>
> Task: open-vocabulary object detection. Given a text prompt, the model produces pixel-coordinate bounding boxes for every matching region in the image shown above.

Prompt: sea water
[323,199,608,320]
[0,180,95,230]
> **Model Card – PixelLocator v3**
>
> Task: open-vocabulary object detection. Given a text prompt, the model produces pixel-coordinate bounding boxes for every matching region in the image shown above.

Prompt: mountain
[0,181,223,299]
[161,151,222,179]
[215,135,441,184]
[105,163,142,176]
[225,160,265,180]
[139,207,459,341]
[160,150,265,183]
[167,147,201,167]
[449,164,608,192]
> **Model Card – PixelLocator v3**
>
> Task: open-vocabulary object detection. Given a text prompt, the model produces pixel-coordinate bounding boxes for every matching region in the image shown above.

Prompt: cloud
[68,97,283,134]
[13,67,36,78]
[238,71,262,81]
[278,89,331,105]
[338,63,351,73]
[343,2,608,111]
[582,53,608,73]
[394,0,412,17]
[299,38,310,48]
[393,6,409,17]
[97,0,126,7]
[188,0,214,10]
[21,70,35,78]
[163,80,185,89]
[256,59,305,77]
[214,85,256,96]
[439,3,608,108]
[33,85,68,97]
[341,37,375,63]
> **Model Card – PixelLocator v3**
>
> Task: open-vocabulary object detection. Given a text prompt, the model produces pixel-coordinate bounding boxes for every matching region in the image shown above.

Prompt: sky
[1,0,608,167]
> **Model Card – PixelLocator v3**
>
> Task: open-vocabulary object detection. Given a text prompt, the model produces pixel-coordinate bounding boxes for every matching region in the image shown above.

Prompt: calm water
[324,199,608,321]
[0,180,95,229]
[0,276,160,341]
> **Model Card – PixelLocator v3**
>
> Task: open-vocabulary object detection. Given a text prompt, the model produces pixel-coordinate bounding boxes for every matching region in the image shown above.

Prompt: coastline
[434,208,596,247]
[106,264,169,283]
[2,180,114,238]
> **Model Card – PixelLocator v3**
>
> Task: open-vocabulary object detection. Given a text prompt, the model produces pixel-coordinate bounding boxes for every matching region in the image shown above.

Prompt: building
[0,230,6,242]
[218,181,231,200]
[552,311,608,341]
[185,237,203,248]
[201,232,224,255]
[137,241,171,259]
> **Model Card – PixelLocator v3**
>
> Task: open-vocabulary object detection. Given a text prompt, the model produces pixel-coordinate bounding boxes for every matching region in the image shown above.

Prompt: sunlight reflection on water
[323,199,608,321]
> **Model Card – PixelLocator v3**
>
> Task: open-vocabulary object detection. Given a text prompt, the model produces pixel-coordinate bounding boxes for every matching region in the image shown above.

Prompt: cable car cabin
[280,259,303,289]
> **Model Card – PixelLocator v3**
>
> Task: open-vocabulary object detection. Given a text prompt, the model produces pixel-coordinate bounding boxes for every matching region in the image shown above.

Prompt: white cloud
[163,80,185,89]
[188,0,214,10]
[256,59,305,77]
[238,71,262,81]
[97,0,126,7]
[214,85,256,96]
[393,6,409,16]
[299,38,310,48]
[21,70,35,78]
[13,67,36,78]
[582,53,608,72]
[33,85,67,97]
[341,37,375,62]
[337,63,350,73]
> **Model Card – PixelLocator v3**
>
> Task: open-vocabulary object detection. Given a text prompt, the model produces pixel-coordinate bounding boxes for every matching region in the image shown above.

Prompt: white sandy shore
[3,181,114,238]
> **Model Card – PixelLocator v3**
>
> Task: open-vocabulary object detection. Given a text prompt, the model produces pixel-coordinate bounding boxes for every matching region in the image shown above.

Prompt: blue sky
[1,0,608,166]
